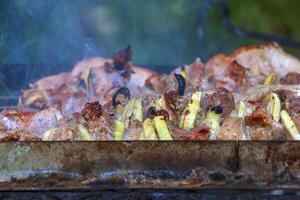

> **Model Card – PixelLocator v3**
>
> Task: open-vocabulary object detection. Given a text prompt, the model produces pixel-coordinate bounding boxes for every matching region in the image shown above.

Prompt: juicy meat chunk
[164,90,178,121]
[145,73,170,93]
[280,72,300,85]
[275,89,300,117]
[0,109,35,132]
[81,101,114,141]
[179,126,210,140]
[204,43,300,91]
[82,101,103,121]
[43,127,76,141]
[249,122,288,140]
[205,87,235,117]
[0,131,41,141]
[217,117,243,140]
[285,97,300,117]
[27,107,62,136]
[245,107,271,127]
[226,61,246,84]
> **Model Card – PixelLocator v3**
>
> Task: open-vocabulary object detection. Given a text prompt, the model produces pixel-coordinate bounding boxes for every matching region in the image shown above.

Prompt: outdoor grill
[1,1,300,199]
[1,141,300,199]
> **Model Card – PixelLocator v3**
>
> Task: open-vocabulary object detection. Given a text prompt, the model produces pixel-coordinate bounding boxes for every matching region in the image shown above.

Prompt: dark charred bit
[146,106,157,119]
[212,106,223,114]
[174,73,186,96]
[164,90,178,112]
[280,72,300,85]
[113,45,132,68]
[82,101,103,121]
[156,109,170,121]
[114,63,124,71]
[112,87,131,107]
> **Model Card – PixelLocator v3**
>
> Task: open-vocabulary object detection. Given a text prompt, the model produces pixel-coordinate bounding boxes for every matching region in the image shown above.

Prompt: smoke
[0,1,104,66]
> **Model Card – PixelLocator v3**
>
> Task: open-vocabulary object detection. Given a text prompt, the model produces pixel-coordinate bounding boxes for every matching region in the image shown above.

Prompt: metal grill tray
[0,141,300,190]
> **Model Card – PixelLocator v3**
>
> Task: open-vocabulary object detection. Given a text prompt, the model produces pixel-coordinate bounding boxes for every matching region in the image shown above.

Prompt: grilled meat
[2,43,300,140]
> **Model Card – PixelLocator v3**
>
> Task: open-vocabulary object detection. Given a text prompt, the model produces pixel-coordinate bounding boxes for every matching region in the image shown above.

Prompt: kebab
[1,43,300,141]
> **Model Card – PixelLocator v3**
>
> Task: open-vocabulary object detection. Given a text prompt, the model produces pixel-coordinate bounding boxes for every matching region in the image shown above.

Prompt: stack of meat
[1,43,300,141]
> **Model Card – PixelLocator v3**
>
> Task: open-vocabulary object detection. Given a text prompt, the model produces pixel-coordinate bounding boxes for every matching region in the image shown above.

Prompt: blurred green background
[0,0,300,91]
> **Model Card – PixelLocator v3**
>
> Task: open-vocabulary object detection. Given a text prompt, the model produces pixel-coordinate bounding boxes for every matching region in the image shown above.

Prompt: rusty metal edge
[1,141,300,190]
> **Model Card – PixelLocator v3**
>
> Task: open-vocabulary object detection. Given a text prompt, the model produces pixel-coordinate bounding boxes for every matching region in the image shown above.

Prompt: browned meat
[226,61,246,84]
[280,72,300,85]
[145,73,170,94]
[32,72,71,91]
[164,90,178,121]
[0,107,63,138]
[204,87,235,117]
[244,107,288,140]
[186,58,205,87]
[217,117,243,140]
[172,58,205,89]
[42,127,76,141]
[248,122,288,140]
[179,126,210,140]
[72,57,111,78]
[82,101,103,121]
[0,109,35,132]
[27,107,62,136]
[285,97,300,117]
[81,101,114,140]
[4,43,300,141]
[245,107,271,127]
[0,131,41,141]
[205,43,300,91]
[275,89,300,117]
